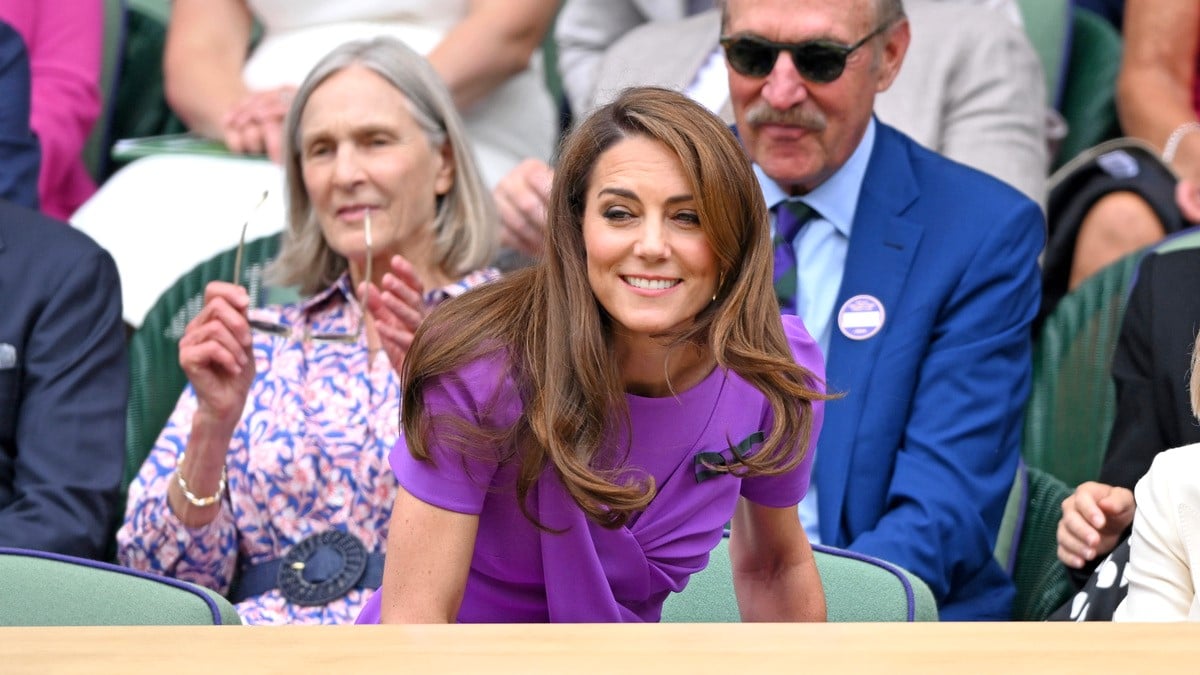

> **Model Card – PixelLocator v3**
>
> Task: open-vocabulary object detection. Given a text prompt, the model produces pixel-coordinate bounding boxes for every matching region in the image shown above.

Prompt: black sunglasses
[720,23,891,83]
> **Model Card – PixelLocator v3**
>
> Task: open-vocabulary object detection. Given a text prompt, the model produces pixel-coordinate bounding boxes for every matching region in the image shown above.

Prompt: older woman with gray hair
[117,37,500,625]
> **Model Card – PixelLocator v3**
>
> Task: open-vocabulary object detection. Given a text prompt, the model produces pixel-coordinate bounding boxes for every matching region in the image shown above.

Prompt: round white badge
[837,294,886,340]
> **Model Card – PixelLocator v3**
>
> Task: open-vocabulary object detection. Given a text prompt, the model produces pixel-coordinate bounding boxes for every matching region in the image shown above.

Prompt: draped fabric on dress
[356,315,824,623]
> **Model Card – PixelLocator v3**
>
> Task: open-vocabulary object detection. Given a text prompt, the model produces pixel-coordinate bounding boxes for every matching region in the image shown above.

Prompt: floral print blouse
[117,269,499,625]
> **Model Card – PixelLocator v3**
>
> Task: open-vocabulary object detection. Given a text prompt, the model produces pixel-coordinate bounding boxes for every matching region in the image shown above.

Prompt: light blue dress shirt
[754,118,877,542]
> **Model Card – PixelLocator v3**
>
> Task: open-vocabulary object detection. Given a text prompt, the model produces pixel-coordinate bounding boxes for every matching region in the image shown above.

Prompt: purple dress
[357,315,824,622]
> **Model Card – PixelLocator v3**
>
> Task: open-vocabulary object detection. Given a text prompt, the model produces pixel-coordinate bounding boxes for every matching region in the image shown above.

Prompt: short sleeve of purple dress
[356,314,824,623]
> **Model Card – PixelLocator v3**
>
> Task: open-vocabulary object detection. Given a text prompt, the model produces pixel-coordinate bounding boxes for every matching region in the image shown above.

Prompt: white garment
[71,156,288,327]
[244,0,556,182]
[1114,443,1200,621]
[74,0,554,327]
[682,46,727,118]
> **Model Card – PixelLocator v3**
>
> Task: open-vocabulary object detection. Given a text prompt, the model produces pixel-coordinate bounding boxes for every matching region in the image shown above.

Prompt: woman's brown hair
[402,86,827,528]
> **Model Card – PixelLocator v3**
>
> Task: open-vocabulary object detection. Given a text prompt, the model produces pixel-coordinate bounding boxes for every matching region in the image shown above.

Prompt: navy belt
[230,530,385,606]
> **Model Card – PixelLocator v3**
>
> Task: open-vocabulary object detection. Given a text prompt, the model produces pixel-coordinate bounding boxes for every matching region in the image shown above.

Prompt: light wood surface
[4,622,1200,674]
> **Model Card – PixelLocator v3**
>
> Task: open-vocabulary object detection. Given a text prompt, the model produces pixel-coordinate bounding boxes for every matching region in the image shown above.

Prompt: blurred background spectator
[0,0,102,219]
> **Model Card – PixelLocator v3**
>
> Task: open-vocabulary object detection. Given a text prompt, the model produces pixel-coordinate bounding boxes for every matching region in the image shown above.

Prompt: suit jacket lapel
[817,123,923,545]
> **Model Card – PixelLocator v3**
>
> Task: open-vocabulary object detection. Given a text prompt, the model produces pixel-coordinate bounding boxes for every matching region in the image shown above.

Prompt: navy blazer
[814,122,1044,620]
[0,200,126,558]
[0,20,39,210]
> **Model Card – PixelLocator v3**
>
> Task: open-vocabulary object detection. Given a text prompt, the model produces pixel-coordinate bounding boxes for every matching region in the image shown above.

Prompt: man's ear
[874,18,911,93]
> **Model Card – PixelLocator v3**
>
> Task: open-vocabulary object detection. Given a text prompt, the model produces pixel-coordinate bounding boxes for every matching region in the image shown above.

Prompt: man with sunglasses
[721,0,1043,620]
[497,0,1046,258]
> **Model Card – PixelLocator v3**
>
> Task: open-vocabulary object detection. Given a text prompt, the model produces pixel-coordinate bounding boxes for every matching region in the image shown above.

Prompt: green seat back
[1054,8,1123,169]
[1150,226,1200,256]
[994,460,1028,576]
[0,548,240,625]
[1010,468,1075,621]
[1016,0,1071,108]
[123,233,285,508]
[541,1,565,107]
[1023,248,1143,488]
[82,0,127,183]
[661,539,938,622]
[108,0,184,152]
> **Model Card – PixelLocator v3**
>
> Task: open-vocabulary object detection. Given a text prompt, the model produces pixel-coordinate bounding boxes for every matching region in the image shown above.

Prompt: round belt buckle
[278,530,368,606]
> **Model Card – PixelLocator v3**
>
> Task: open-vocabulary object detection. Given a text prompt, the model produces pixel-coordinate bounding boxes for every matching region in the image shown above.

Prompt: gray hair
[269,36,497,295]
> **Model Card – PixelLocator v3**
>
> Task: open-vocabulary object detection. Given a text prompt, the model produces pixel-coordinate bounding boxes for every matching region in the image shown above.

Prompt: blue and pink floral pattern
[118,269,499,625]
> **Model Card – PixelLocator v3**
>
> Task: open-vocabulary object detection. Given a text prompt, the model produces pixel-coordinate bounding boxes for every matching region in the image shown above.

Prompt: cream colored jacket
[1115,443,1200,621]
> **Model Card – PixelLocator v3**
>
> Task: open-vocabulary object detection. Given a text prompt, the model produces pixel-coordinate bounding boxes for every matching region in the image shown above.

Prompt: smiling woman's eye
[675,210,701,226]
[603,206,634,221]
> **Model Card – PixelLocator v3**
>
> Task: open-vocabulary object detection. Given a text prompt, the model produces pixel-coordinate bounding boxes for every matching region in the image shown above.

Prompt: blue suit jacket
[0,200,127,559]
[814,122,1043,620]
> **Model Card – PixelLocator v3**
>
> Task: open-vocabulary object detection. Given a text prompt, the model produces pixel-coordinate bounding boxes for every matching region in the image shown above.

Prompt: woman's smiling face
[583,134,719,344]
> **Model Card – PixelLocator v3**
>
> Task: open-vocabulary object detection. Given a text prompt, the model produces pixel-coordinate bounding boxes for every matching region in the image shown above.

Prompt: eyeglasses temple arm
[233,190,270,288]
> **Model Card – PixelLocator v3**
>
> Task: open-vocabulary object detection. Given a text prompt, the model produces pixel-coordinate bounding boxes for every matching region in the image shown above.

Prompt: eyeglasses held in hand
[719,22,892,83]
[234,199,373,345]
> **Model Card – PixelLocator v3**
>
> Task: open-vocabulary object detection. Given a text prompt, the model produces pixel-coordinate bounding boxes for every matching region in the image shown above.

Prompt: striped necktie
[772,200,816,313]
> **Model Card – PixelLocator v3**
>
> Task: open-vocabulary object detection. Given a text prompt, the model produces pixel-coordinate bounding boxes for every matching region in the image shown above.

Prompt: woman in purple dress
[359,86,828,623]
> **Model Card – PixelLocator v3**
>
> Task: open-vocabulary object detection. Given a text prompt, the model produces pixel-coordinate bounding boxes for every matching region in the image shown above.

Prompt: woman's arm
[729,498,825,622]
[426,0,559,111]
[1118,0,1200,173]
[117,385,240,594]
[377,486,480,623]
[162,0,255,139]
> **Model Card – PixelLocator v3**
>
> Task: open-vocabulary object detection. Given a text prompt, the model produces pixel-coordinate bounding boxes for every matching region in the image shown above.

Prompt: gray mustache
[745,103,827,131]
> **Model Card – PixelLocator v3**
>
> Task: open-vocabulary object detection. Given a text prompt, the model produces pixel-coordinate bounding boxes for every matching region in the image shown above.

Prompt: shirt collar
[296,272,357,316]
[754,117,877,240]
[295,267,504,316]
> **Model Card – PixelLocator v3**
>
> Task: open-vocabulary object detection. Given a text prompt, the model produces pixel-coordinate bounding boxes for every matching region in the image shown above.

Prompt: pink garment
[0,1,101,219]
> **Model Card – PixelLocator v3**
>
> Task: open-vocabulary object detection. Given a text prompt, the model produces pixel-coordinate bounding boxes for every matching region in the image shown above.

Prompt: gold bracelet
[175,452,227,507]
[1161,121,1200,165]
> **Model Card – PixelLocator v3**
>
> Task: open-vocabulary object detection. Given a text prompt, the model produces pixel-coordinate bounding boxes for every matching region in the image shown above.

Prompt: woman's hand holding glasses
[179,281,257,431]
[172,281,257,525]
[361,254,428,376]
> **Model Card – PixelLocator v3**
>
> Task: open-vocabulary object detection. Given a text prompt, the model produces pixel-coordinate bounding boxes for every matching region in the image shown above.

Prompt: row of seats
[0,540,935,626]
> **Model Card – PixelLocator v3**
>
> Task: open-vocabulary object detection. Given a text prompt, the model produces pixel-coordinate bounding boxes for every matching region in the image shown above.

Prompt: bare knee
[1070,192,1166,289]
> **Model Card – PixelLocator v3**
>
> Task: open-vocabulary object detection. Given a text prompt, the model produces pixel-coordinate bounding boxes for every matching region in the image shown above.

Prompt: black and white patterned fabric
[1049,538,1131,621]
